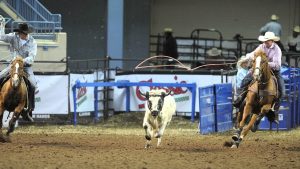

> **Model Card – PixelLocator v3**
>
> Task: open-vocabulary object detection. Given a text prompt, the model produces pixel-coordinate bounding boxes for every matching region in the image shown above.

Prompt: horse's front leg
[232,101,253,141]
[6,112,19,136]
[239,101,253,128]
[0,110,6,143]
[240,114,258,139]
[6,106,22,137]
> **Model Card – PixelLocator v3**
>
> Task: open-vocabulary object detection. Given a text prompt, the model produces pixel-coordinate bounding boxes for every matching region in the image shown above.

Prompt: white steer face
[141,90,170,117]
[147,95,164,117]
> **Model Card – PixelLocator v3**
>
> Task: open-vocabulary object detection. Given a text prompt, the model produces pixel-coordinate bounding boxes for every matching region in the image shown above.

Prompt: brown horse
[0,56,28,142]
[232,50,278,148]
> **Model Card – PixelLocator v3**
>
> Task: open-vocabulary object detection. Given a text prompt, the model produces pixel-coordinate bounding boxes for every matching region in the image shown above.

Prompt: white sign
[34,75,68,114]
[69,73,98,112]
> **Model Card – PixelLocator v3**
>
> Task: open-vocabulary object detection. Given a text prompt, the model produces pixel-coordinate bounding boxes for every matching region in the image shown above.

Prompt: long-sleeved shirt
[245,42,282,71]
[260,21,282,37]
[0,32,37,65]
[236,68,249,88]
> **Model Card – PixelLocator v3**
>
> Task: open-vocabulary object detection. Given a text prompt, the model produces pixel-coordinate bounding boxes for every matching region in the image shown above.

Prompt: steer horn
[165,90,171,96]
[139,90,149,100]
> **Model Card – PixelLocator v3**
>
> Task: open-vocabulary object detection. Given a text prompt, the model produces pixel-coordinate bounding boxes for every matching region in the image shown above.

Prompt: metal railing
[5,0,62,32]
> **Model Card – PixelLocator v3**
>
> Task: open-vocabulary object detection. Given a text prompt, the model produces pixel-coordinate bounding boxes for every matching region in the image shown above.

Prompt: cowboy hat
[13,23,33,34]
[164,28,173,32]
[237,56,249,69]
[293,26,300,33]
[206,47,222,57]
[270,14,279,21]
[258,32,280,42]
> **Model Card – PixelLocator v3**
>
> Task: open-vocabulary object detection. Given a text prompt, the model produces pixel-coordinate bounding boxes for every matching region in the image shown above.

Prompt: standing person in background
[162,28,178,69]
[287,25,300,52]
[0,23,37,122]
[260,14,285,51]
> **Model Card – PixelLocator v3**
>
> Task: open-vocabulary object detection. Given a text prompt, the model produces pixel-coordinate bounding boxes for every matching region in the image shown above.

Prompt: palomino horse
[232,51,278,148]
[0,56,28,142]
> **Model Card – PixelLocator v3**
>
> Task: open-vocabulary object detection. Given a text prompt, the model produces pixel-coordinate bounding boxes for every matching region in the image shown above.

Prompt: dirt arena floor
[0,113,300,169]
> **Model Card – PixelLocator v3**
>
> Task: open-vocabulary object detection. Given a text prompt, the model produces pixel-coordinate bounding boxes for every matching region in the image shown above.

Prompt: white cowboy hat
[237,56,248,69]
[206,47,222,57]
[258,32,280,42]
[271,14,279,21]
[293,26,300,33]
[164,28,173,32]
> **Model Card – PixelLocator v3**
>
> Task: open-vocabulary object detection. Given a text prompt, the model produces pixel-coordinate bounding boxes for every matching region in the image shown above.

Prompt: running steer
[140,89,176,148]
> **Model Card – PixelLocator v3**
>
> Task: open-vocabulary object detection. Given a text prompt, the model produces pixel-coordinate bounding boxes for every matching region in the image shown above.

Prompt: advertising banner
[114,74,234,112]
[69,73,98,112]
[34,75,68,114]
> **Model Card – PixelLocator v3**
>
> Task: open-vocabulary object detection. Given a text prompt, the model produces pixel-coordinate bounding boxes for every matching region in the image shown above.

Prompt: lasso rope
[134,55,237,71]
[135,55,191,70]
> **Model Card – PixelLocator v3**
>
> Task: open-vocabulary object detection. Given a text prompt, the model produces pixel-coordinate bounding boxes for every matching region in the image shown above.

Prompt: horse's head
[10,56,25,88]
[252,50,270,82]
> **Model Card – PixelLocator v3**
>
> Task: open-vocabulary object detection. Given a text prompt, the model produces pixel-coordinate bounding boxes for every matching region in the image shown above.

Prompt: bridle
[10,60,24,88]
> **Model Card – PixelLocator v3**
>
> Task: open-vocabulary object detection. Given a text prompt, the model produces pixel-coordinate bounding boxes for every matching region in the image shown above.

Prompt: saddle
[248,76,278,98]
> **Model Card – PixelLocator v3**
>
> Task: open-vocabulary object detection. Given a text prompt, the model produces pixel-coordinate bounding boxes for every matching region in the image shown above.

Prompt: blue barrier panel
[297,69,300,126]
[199,85,216,134]
[259,101,292,130]
[215,84,233,132]
[198,83,233,134]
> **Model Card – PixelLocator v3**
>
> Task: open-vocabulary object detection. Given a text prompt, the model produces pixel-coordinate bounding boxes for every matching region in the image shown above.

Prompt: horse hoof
[251,125,258,132]
[145,144,151,149]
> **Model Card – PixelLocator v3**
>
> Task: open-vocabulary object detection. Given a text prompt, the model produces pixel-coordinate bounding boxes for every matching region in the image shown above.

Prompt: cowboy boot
[22,85,34,122]
[233,91,247,108]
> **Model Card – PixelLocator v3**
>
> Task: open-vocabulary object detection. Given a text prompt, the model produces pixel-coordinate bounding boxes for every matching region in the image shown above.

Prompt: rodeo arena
[0,0,300,169]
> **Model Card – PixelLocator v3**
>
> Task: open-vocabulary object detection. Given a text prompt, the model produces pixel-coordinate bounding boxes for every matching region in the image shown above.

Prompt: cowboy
[260,14,285,51]
[0,23,37,121]
[233,32,285,110]
[236,56,250,90]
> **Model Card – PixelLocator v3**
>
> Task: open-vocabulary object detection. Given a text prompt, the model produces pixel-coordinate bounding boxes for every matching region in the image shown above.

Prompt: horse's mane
[253,50,272,83]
